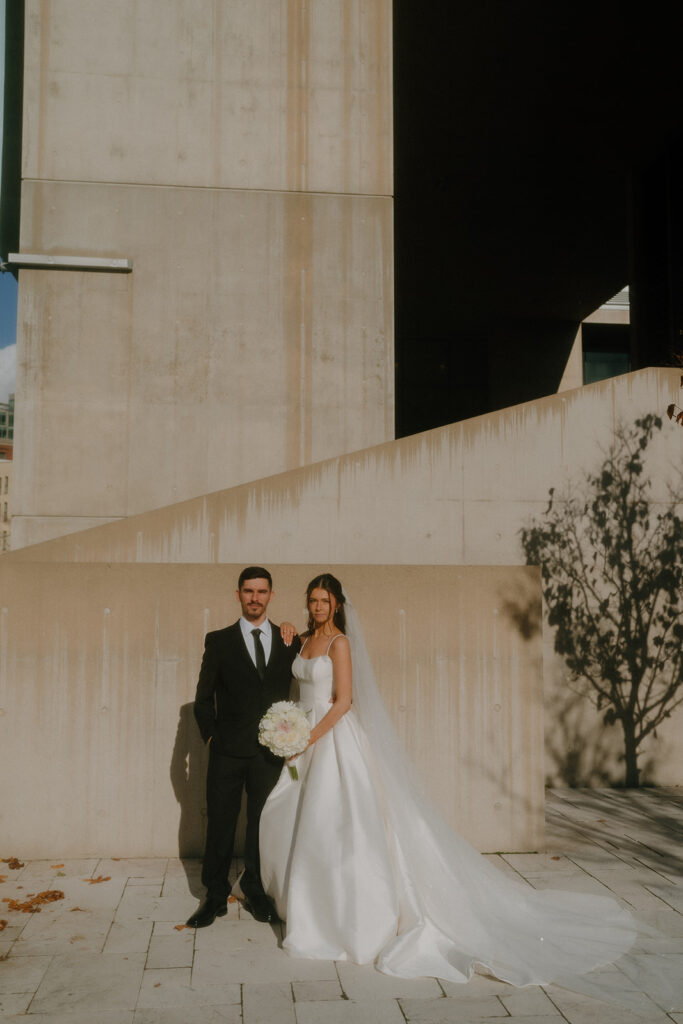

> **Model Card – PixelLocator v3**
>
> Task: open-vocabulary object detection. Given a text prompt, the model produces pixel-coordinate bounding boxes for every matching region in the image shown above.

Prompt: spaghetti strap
[325,633,342,656]
[300,636,310,654]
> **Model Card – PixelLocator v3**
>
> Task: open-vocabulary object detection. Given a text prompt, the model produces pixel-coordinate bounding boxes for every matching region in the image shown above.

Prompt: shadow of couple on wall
[170,703,249,898]
[169,703,207,898]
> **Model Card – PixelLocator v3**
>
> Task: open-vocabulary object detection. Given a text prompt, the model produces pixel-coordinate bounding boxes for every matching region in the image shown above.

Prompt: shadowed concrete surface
[0,789,681,1022]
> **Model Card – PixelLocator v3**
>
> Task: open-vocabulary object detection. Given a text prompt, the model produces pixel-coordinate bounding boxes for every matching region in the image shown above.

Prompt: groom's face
[236,578,273,623]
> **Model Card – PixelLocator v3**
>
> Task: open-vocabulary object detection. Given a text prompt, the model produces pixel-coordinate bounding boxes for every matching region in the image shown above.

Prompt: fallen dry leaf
[70,907,87,913]
[2,890,64,913]
[0,919,7,931]
[551,856,561,861]
[154,982,161,988]
[83,876,111,885]
[174,923,189,931]
[0,876,6,884]
[1,859,24,870]
[50,864,64,869]
[112,857,121,861]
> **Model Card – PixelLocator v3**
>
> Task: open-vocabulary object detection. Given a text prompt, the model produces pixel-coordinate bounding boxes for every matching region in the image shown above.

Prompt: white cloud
[0,343,16,402]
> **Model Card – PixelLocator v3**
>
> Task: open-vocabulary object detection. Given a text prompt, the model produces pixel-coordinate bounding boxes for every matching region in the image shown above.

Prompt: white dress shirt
[240,616,273,668]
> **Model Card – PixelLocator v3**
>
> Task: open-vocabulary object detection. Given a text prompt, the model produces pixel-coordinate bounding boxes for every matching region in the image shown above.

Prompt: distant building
[0,394,14,459]
[0,457,11,552]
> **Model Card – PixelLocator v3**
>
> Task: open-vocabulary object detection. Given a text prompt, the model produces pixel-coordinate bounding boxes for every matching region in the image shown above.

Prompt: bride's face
[308,587,336,627]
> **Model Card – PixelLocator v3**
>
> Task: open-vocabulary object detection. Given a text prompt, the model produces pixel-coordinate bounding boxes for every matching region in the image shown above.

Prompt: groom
[186,566,300,928]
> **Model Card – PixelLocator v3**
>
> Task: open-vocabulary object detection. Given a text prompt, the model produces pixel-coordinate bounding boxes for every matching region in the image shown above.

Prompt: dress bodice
[293,653,334,723]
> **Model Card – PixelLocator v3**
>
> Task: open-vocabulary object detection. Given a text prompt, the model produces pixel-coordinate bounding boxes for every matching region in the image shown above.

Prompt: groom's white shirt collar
[240,615,273,666]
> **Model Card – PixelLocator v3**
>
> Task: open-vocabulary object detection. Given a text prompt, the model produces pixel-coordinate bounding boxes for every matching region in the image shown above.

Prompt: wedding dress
[259,603,636,987]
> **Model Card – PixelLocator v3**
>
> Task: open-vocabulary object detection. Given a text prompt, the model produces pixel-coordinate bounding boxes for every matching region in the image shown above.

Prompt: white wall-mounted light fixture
[4,253,133,272]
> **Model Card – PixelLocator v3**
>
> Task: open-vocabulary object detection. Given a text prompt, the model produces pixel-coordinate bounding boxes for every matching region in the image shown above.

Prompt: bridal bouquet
[258,701,311,780]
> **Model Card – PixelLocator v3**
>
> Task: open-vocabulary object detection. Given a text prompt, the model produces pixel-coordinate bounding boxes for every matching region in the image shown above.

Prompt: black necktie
[252,628,266,680]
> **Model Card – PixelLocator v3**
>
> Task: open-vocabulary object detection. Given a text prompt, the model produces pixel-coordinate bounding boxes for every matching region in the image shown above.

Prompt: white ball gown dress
[259,605,636,987]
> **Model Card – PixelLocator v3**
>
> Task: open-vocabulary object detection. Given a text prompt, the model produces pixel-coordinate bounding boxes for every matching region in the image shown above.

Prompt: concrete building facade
[12,0,394,548]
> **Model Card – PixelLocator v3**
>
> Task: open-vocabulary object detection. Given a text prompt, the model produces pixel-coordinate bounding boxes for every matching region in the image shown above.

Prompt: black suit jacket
[193,621,300,757]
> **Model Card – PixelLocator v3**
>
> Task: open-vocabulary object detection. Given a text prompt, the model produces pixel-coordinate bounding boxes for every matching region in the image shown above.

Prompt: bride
[259,573,636,986]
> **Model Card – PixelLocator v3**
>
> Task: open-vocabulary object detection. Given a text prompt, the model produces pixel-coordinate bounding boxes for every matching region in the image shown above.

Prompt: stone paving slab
[2,1012,134,1024]
[0,789,681,1022]
[295,1000,405,1023]
[335,961,442,1000]
[399,994,509,1020]
[103,919,155,954]
[29,951,147,1015]
[498,986,560,1015]
[0,954,52,995]
[243,981,295,1023]
[134,1009,240,1024]
[135,967,241,1009]
[292,978,345,1001]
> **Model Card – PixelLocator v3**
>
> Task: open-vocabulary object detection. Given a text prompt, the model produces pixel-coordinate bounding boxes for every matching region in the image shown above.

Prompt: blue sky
[0,274,16,401]
[0,272,17,348]
[0,0,18,400]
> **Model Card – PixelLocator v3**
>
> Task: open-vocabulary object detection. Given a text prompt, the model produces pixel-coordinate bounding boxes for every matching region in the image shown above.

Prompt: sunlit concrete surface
[0,789,680,1022]
[0,563,544,857]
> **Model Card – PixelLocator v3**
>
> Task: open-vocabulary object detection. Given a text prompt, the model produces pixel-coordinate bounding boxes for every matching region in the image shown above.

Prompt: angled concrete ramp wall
[8,368,680,569]
[0,563,543,857]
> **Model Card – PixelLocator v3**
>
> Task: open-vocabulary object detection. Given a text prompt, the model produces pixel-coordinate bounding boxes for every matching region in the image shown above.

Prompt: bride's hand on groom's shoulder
[280,621,298,646]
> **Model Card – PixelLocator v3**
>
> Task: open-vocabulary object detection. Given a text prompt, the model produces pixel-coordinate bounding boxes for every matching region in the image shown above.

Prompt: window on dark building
[582,323,632,385]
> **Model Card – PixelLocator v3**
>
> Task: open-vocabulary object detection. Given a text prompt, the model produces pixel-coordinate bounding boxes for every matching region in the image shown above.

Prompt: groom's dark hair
[238,566,273,589]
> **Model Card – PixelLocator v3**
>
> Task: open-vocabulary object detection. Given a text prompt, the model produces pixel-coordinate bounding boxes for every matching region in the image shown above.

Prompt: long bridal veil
[342,596,639,987]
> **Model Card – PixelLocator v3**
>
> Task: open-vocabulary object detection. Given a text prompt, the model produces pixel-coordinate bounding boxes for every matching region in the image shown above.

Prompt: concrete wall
[0,562,544,857]
[13,184,393,544]
[13,0,394,546]
[9,367,682,787]
[22,0,392,196]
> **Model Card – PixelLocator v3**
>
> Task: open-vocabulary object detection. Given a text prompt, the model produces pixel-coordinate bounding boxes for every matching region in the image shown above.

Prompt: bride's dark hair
[305,573,346,635]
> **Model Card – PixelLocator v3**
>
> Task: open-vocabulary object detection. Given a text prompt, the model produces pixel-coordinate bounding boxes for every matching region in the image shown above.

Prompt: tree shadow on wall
[545,683,656,788]
[499,568,543,643]
[520,415,683,788]
[498,561,660,789]
[499,576,659,788]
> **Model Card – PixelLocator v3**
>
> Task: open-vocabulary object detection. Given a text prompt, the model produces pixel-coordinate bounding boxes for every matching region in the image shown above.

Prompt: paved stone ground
[1,789,681,1023]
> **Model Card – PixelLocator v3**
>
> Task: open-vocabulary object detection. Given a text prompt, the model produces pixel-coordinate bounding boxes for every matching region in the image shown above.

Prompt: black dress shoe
[243,894,277,923]
[186,897,228,928]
